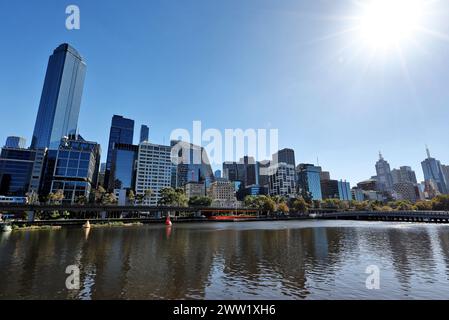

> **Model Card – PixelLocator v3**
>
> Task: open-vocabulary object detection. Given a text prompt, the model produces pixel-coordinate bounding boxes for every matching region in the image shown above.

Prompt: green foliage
[158,188,188,207]
[26,191,40,205]
[278,203,289,214]
[189,196,212,207]
[388,200,414,211]
[50,211,60,219]
[415,200,433,211]
[75,195,87,205]
[431,195,449,211]
[291,197,309,213]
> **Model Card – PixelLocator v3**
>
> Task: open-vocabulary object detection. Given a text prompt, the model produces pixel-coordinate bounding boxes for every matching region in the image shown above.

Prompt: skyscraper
[135,142,174,206]
[31,44,87,149]
[296,163,323,201]
[171,140,214,188]
[4,136,26,149]
[140,125,149,143]
[391,166,418,185]
[421,147,448,194]
[104,115,135,189]
[267,162,296,197]
[375,152,393,192]
[273,148,296,167]
[442,165,449,189]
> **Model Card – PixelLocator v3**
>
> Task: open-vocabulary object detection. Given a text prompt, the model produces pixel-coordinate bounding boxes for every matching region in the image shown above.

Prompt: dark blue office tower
[31,44,86,149]
[104,115,134,189]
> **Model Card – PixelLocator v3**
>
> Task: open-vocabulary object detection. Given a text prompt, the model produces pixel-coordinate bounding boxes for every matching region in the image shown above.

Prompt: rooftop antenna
[426,145,431,158]
[379,151,383,160]
[317,157,320,166]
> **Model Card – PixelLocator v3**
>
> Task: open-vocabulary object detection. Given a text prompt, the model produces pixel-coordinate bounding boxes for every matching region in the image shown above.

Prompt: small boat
[83,220,91,229]
[309,214,318,219]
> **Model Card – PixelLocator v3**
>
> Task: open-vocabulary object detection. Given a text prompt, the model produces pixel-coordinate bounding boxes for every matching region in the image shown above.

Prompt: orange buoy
[165,215,172,226]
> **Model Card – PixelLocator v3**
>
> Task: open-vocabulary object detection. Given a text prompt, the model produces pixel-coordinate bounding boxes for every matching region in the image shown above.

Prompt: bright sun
[358,0,424,50]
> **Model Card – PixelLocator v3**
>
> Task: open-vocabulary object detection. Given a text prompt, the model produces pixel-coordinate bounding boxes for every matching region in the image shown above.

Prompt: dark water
[1,220,449,300]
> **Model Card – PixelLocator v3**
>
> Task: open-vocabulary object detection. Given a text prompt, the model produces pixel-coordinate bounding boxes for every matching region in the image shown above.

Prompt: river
[1,220,449,299]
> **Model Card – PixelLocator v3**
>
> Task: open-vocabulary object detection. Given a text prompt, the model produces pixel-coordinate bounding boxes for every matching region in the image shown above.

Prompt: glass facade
[422,157,448,194]
[49,138,101,203]
[0,149,36,196]
[140,125,149,143]
[31,44,86,149]
[338,181,352,201]
[110,143,138,190]
[4,136,26,149]
[297,164,323,201]
[105,115,135,189]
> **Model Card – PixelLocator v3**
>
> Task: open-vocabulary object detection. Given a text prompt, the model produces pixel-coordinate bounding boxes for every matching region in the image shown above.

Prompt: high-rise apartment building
[31,44,86,149]
[267,162,296,197]
[135,142,174,206]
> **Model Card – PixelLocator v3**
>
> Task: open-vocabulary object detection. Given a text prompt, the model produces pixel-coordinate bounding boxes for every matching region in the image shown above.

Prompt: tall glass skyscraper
[140,125,149,143]
[421,147,448,194]
[296,163,323,200]
[31,44,87,149]
[104,115,135,189]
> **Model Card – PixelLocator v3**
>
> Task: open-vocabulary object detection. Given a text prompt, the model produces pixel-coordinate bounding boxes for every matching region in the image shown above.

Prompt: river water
[1,220,449,299]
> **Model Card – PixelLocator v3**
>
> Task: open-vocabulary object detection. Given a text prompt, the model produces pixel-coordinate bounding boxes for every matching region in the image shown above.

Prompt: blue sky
[0,0,449,184]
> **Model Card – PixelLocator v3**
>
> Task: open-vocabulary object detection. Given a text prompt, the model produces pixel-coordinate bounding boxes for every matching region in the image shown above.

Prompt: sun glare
[358,0,424,50]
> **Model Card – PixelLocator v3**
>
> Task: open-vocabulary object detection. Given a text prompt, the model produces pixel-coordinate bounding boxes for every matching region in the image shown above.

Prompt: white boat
[83,220,91,229]
[309,214,318,219]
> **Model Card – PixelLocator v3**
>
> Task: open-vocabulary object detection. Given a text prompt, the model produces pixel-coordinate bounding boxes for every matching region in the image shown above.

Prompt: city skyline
[1,1,449,184]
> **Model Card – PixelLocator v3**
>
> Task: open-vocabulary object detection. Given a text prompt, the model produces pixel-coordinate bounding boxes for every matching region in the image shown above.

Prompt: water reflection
[1,221,449,299]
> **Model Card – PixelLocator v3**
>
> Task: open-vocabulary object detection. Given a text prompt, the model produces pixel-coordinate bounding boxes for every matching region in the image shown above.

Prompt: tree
[432,195,449,211]
[278,203,289,214]
[135,194,144,205]
[415,200,433,211]
[244,195,258,208]
[389,200,414,211]
[262,197,276,215]
[189,196,212,207]
[128,190,136,205]
[75,195,87,205]
[143,189,153,203]
[94,186,107,204]
[292,197,309,214]
[158,188,188,207]
[102,192,117,205]
[26,191,39,205]
[49,190,64,204]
